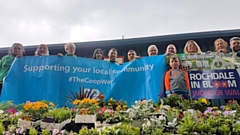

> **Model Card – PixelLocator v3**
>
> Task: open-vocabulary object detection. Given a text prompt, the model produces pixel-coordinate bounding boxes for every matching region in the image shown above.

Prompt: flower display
[72,98,99,115]
[22,101,49,120]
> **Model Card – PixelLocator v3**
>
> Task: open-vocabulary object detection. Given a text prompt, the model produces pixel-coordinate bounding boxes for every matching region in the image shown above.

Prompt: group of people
[0,37,240,98]
[164,37,240,99]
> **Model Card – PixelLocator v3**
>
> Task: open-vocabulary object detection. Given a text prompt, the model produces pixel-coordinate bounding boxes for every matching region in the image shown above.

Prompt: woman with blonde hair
[183,40,202,54]
[214,38,228,53]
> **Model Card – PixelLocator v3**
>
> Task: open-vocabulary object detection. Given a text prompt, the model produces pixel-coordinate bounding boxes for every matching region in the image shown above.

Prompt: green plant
[160,93,184,108]
[0,123,5,134]
[141,114,167,135]
[127,100,155,121]
[190,98,210,112]
[225,100,240,110]
[101,123,140,135]
[79,127,99,135]
[29,127,38,135]
[43,108,72,123]
[232,123,240,134]
[41,129,50,135]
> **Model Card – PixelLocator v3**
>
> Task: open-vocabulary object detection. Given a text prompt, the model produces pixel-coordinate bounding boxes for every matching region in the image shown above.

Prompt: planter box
[75,115,96,123]
[40,119,71,130]
[18,119,41,128]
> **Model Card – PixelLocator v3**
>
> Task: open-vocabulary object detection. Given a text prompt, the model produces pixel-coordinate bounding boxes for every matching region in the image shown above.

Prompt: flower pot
[75,115,96,124]
[40,119,71,130]
[131,120,144,128]
[18,119,41,128]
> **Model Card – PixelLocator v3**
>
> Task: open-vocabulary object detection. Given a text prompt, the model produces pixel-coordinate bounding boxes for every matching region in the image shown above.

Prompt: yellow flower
[49,102,55,107]
[212,106,218,110]
[32,105,40,110]
[108,103,112,106]
[73,100,81,105]
[225,107,230,111]
[123,105,128,109]
[116,105,121,111]
[201,99,207,104]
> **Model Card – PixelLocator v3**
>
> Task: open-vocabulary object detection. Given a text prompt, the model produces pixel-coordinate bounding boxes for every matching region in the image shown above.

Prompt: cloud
[0,1,240,47]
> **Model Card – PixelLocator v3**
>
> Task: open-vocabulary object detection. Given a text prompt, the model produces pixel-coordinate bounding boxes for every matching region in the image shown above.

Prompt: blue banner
[188,69,240,99]
[0,55,166,106]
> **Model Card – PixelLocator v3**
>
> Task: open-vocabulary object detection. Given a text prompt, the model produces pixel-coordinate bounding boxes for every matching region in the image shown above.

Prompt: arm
[184,71,190,90]
[164,71,171,95]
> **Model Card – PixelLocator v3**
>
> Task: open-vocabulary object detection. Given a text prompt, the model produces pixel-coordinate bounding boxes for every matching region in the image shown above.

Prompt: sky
[0,0,240,48]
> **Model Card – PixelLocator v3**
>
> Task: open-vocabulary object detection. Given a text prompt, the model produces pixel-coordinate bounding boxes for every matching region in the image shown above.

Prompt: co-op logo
[75,87,101,98]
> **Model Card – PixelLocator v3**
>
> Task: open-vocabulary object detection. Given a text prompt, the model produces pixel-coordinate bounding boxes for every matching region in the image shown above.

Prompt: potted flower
[190,98,210,112]
[73,98,99,124]
[41,108,72,130]
[18,101,49,128]
[127,99,155,127]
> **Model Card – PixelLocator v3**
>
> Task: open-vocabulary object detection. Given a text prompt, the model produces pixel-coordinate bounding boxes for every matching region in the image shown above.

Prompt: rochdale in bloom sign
[189,69,240,99]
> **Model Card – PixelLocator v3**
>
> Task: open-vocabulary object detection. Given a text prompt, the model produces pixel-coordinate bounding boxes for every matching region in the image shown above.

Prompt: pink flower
[110,110,114,115]
[72,108,77,112]
[6,108,17,114]
[53,129,59,135]
[101,106,107,111]
[98,111,103,115]
[61,130,65,135]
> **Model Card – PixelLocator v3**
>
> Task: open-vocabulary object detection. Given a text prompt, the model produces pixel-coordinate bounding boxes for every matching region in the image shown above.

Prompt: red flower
[98,94,105,99]
[154,108,159,112]
[178,113,183,119]
[199,113,203,117]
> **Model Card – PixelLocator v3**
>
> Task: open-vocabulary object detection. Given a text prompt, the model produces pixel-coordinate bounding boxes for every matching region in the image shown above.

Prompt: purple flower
[223,111,230,116]
[204,107,213,115]
[220,106,225,110]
